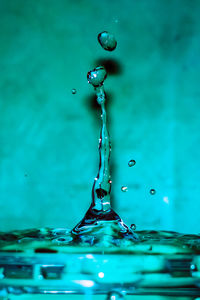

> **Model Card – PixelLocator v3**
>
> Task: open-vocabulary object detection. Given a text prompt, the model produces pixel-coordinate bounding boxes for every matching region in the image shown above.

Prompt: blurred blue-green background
[0,0,200,234]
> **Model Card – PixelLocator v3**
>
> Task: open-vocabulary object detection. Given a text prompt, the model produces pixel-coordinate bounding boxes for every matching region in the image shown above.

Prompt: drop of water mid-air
[71,65,138,244]
[128,159,136,167]
[150,188,156,195]
[98,31,117,51]
[131,224,136,230]
[71,88,77,94]
[121,186,128,192]
[87,66,107,88]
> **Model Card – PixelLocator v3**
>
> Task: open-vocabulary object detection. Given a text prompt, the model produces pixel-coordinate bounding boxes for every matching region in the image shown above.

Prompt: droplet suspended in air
[71,88,77,94]
[130,224,136,230]
[121,186,128,192]
[87,66,107,88]
[128,159,136,167]
[98,31,117,51]
[150,188,156,195]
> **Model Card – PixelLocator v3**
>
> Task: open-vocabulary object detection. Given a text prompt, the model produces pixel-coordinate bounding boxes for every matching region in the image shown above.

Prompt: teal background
[0,0,200,234]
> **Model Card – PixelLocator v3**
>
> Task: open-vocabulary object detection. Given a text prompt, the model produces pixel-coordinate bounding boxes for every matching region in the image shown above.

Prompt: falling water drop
[71,88,77,94]
[128,159,136,167]
[150,188,156,195]
[98,31,117,51]
[121,186,128,192]
[87,66,107,88]
[130,224,136,230]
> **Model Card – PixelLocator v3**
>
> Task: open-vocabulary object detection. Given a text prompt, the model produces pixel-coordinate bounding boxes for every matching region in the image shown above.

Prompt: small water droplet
[71,88,77,94]
[190,264,197,271]
[98,31,117,51]
[87,66,107,88]
[130,224,136,230]
[121,186,128,192]
[128,159,136,167]
[150,188,156,195]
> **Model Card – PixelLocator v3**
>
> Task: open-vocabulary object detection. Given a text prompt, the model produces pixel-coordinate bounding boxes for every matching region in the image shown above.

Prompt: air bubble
[150,189,156,195]
[71,89,77,94]
[130,224,136,230]
[87,66,107,88]
[98,31,117,51]
[128,159,136,167]
[121,186,128,192]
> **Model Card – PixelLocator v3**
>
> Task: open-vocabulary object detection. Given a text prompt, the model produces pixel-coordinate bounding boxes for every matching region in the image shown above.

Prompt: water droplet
[150,188,156,195]
[190,264,197,271]
[87,66,107,88]
[128,159,136,167]
[121,186,128,192]
[98,31,117,51]
[71,88,77,94]
[130,224,136,230]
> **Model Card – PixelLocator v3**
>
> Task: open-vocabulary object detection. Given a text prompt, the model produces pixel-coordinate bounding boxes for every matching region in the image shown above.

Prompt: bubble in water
[98,31,117,51]
[128,159,136,167]
[87,66,107,88]
[130,223,136,230]
[150,188,156,195]
[121,186,128,192]
[71,88,77,94]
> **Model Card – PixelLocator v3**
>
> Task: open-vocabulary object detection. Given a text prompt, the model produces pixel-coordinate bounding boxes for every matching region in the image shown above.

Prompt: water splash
[71,67,138,243]
[1,228,200,253]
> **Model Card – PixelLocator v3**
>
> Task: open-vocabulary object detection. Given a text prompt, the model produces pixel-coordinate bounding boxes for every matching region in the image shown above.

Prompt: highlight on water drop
[98,31,117,51]
[128,159,136,167]
[87,66,107,88]
[150,188,156,195]
[121,186,128,192]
